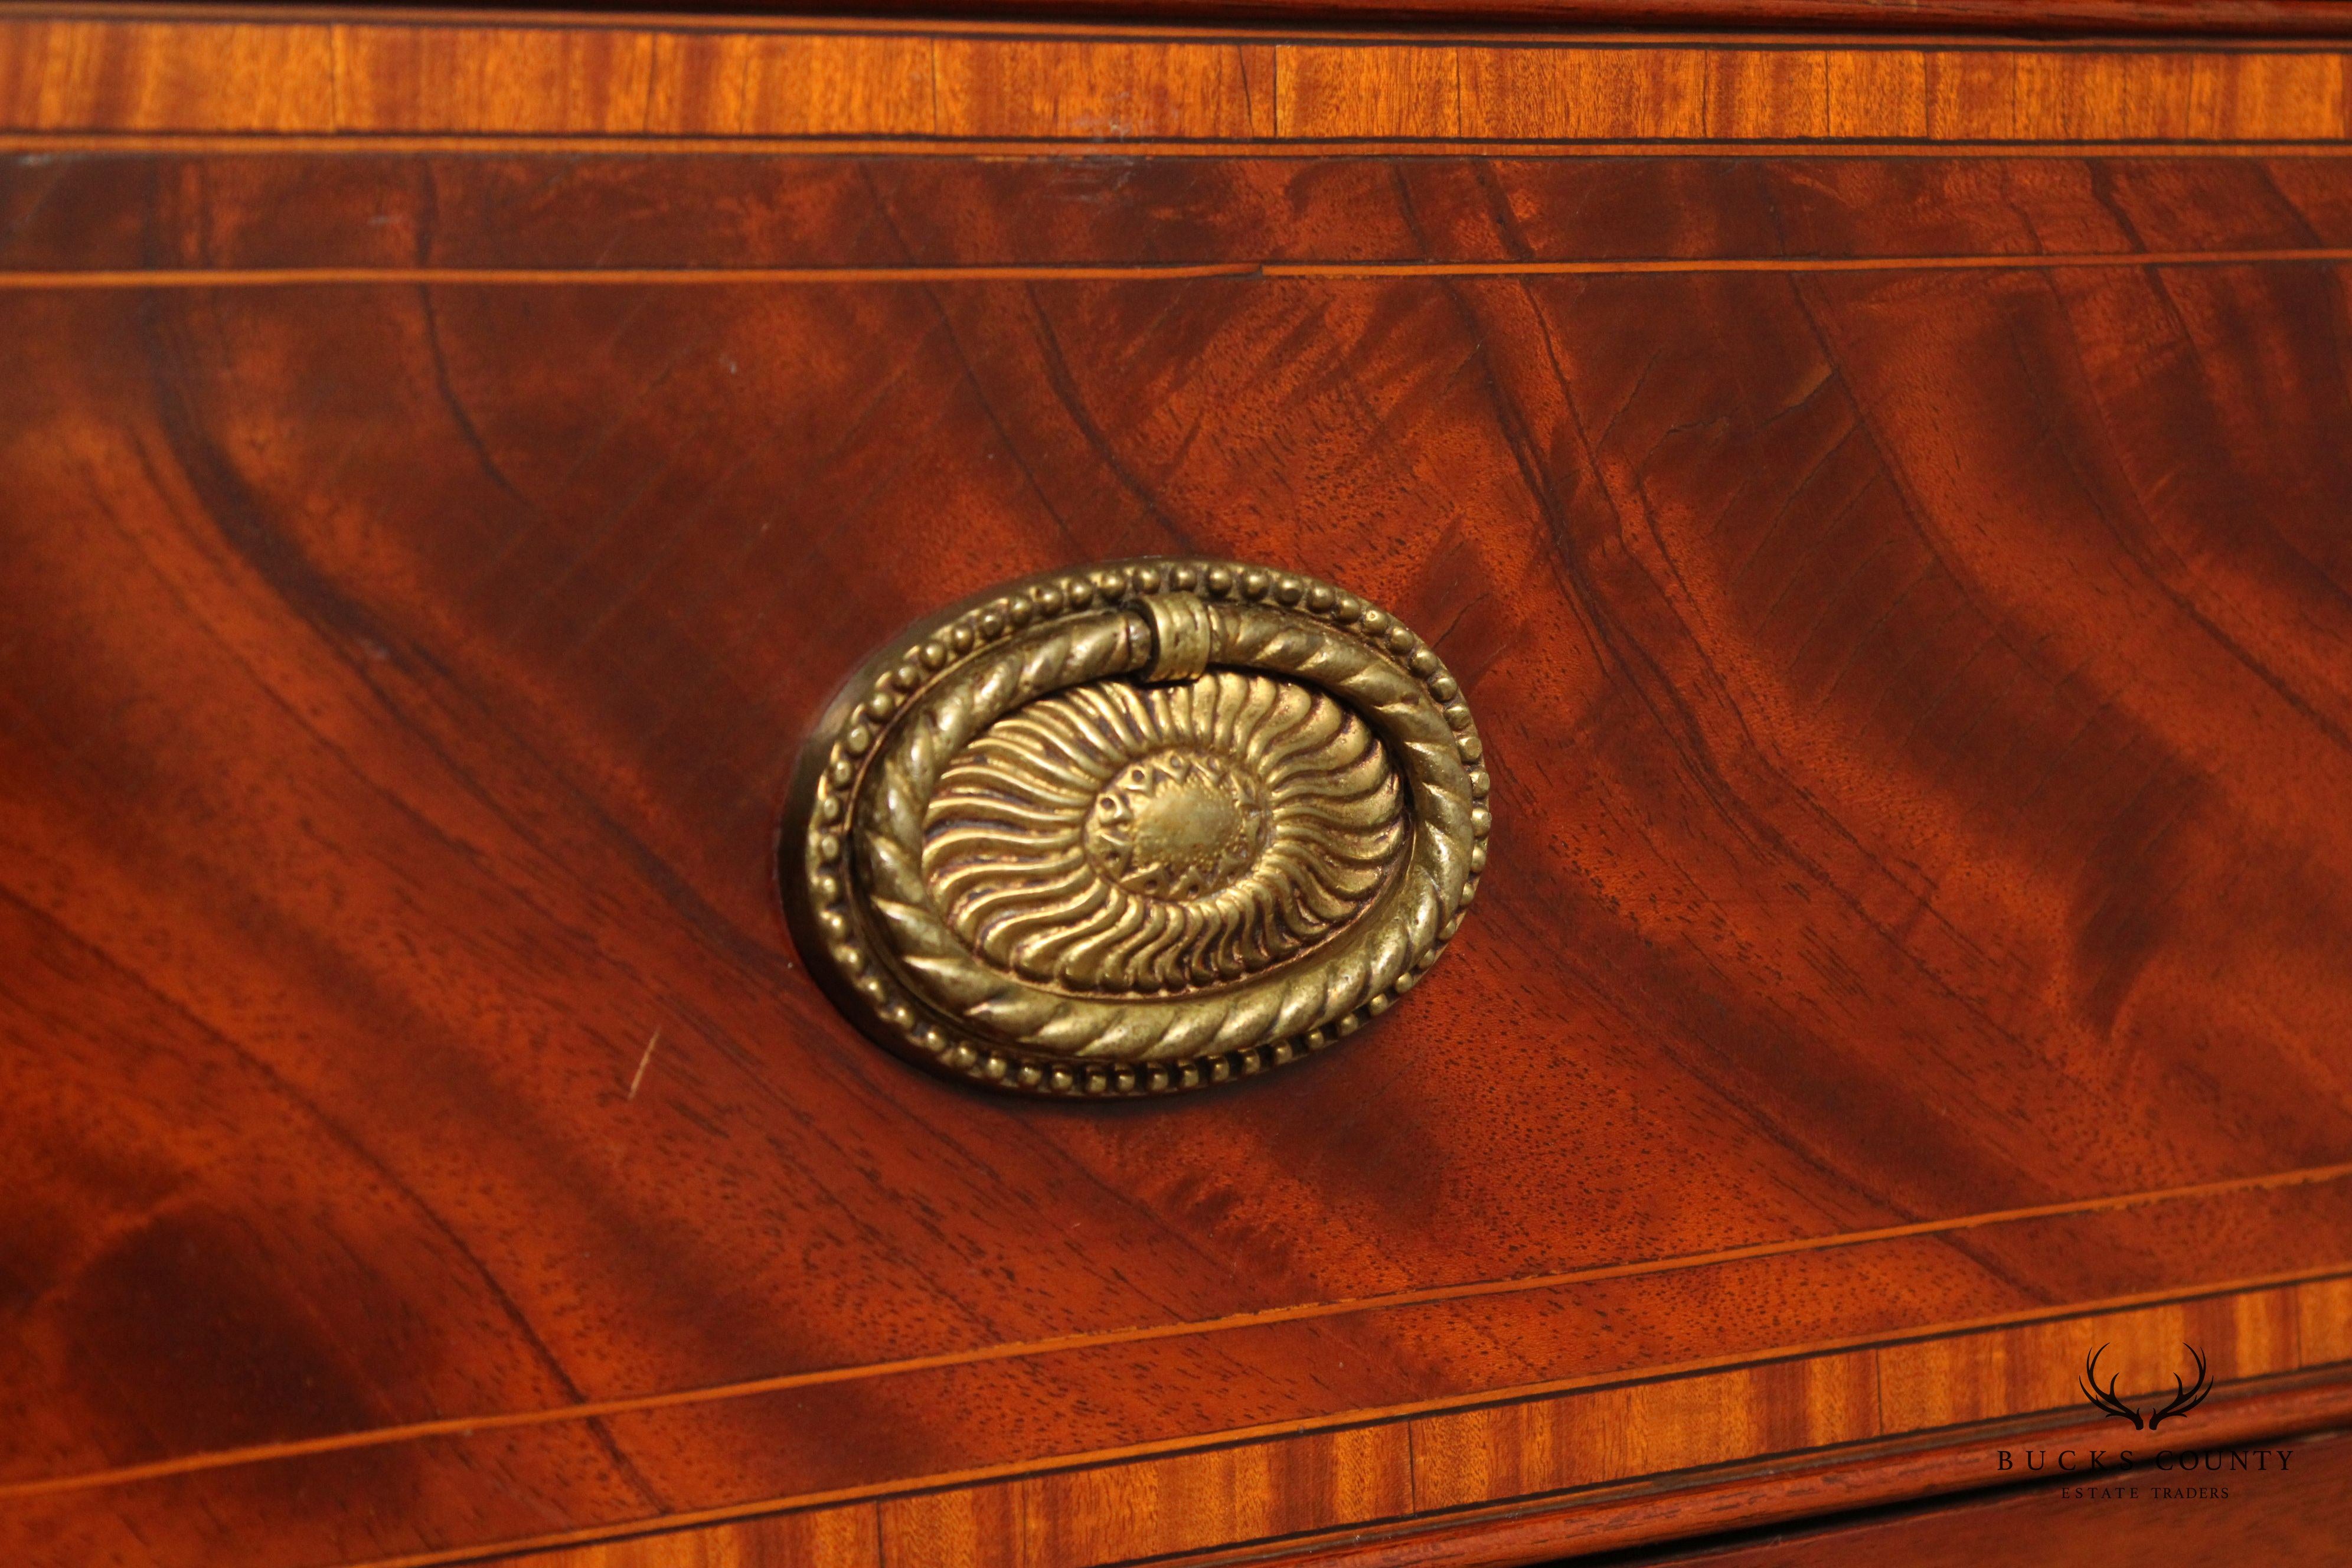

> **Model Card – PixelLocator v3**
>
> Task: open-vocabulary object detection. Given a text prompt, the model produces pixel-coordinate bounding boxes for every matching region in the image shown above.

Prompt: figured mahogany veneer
[5,8,2352,1568]
[232,1,2352,42]
[16,10,2352,146]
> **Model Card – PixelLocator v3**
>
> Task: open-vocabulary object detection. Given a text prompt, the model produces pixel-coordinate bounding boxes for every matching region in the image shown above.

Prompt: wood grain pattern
[2300,1276,2352,1366]
[5,214,2348,1562]
[1412,1354,1884,1511]
[6,9,2352,1567]
[296,1,2352,41]
[15,1184,2342,1538]
[15,150,2352,275]
[11,12,2352,144]
[466,1361,2352,1568]
[1622,1425,2352,1567]
[483,1507,880,1568]
[883,1426,1415,1568]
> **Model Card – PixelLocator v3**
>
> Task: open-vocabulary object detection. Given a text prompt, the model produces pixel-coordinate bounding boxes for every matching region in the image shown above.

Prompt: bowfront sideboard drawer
[5,7,2352,1567]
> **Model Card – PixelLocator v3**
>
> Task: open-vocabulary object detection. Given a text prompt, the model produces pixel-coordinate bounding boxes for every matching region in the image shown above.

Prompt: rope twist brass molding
[783,558,1490,1097]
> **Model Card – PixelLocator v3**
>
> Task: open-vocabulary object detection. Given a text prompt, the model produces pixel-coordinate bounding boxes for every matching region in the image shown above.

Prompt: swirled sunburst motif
[922,672,1404,995]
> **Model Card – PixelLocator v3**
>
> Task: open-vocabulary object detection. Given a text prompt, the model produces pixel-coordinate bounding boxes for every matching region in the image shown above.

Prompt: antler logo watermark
[1997,1341,2294,1500]
[2078,1342,2213,1430]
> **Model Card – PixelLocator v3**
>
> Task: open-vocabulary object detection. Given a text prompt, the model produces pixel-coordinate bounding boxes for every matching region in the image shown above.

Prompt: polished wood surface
[473,1397,2352,1566]
[13,9,2352,145]
[1623,1424,2352,1567]
[5,8,2352,1567]
[296,1,2352,41]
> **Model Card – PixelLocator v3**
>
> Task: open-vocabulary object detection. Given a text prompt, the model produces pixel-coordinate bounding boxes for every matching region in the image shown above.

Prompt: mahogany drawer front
[5,9,2352,1568]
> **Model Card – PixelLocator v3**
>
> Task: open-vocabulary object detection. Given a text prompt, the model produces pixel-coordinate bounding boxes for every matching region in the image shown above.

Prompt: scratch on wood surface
[626,1028,661,1100]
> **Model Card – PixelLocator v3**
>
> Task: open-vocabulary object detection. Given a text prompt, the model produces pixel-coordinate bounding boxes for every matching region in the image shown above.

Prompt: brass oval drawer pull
[783,558,1489,1098]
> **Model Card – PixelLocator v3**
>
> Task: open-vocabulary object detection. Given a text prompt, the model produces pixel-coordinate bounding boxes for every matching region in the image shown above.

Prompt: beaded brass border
[780,558,1489,1098]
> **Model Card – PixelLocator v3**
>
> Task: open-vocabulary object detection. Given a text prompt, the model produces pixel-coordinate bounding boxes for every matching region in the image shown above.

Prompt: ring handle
[783,558,1490,1099]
